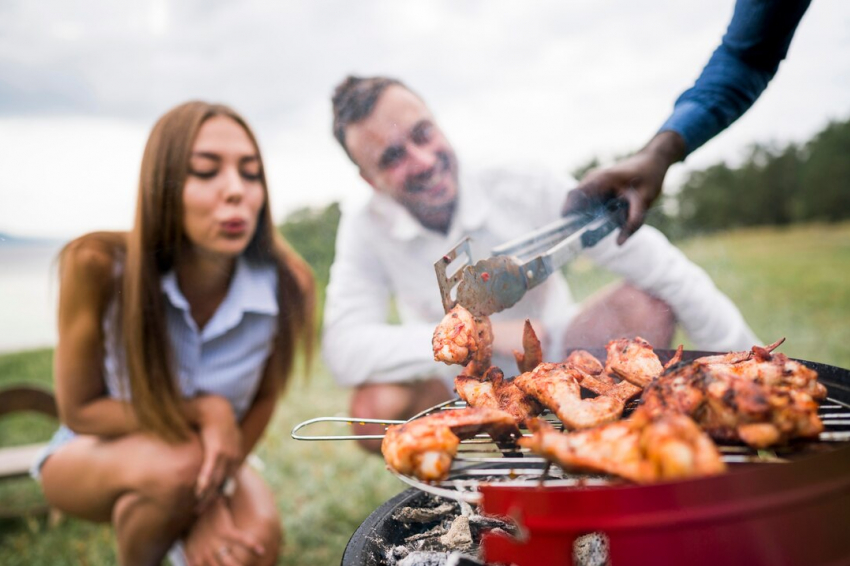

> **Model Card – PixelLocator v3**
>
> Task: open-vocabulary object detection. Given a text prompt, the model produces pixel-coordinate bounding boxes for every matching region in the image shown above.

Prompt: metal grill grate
[384,393,850,504]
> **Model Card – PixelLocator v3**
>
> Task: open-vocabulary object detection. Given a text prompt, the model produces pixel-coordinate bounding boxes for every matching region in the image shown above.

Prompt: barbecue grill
[293,350,850,566]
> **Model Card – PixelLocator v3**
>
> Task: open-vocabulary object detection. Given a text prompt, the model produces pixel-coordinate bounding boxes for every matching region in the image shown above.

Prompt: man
[565,0,812,243]
[323,75,759,453]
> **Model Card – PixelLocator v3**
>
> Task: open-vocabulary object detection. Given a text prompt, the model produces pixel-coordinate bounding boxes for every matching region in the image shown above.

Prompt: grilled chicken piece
[576,372,644,404]
[455,373,501,411]
[604,337,664,387]
[433,305,493,376]
[489,367,545,425]
[520,414,725,483]
[513,319,544,374]
[566,349,612,382]
[693,337,785,367]
[456,367,543,425]
[640,344,825,448]
[633,410,728,480]
[514,363,624,429]
[382,407,520,482]
[664,344,684,370]
[639,369,705,417]
[567,349,643,403]
[694,338,826,400]
[700,369,823,447]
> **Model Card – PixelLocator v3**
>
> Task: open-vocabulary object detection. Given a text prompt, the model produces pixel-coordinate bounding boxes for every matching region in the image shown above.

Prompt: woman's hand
[563,131,685,245]
[183,498,265,566]
[192,395,243,512]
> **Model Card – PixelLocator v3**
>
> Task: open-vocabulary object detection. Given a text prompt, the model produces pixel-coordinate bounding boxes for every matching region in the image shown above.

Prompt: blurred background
[2,0,849,353]
[1,1,849,563]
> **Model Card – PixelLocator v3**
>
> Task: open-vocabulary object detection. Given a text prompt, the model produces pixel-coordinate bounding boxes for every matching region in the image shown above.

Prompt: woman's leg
[180,465,281,565]
[39,432,204,566]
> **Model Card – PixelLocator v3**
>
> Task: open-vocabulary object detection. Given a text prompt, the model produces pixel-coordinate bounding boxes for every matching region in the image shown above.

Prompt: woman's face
[182,115,266,259]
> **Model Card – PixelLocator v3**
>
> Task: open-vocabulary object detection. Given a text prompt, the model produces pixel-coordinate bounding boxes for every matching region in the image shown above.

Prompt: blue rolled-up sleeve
[659,0,811,156]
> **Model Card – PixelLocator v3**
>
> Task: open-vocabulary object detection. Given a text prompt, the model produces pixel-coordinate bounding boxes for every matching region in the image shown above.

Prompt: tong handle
[290,416,403,441]
[494,198,627,262]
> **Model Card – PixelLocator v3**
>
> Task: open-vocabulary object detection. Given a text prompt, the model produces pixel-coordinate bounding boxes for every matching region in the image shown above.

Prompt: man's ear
[359,169,377,190]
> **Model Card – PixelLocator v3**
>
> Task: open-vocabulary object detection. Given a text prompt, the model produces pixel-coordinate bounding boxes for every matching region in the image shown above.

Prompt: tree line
[658,115,850,239]
[279,115,850,286]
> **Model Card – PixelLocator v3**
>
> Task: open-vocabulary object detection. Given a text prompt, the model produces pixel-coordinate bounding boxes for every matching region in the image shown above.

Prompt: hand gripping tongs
[434,199,627,317]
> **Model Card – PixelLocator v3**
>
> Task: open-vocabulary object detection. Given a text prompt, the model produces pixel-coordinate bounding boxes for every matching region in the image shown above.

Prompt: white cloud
[0,0,848,239]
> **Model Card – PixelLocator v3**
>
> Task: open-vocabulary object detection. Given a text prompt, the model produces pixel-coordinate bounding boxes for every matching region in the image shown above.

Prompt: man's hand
[563,131,685,244]
[192,395,243,513]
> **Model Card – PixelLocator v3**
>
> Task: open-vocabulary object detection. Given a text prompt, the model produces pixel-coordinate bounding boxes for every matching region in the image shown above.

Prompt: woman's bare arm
[237,349,283,459]
[53,241,142,436]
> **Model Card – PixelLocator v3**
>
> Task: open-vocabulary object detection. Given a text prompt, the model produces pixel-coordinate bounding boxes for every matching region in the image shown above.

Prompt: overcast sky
[2,0,849,240]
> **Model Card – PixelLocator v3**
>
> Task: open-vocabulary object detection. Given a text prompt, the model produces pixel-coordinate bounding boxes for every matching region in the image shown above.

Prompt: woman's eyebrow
[191,151,222,161]
[239,155,260,165]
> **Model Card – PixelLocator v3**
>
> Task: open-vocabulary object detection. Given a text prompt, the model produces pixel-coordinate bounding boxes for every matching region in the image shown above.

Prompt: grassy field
[1,221,848,564]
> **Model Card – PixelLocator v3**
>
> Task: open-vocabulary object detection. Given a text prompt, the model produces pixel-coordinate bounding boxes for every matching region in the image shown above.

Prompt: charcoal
[405,524,447,544]
[468,514,518,539]
[394,502,457,523]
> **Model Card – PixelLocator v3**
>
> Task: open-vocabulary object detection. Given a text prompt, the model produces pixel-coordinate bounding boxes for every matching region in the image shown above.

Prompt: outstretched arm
[564,0,811,242]
[321,205,454,388]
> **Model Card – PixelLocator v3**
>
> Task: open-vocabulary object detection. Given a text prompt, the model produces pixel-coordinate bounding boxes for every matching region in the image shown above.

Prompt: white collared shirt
[103,256,279,421]
[322,167,759,388]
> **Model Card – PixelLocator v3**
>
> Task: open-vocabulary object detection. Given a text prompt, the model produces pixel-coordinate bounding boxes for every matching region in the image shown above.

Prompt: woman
[34,101,315,566]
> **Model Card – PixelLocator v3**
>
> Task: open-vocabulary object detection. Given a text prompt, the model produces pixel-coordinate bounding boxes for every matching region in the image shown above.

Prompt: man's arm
[321,206,450,388]
[660,0,812,156]
[584,224,760,351]
[564,0,812,242]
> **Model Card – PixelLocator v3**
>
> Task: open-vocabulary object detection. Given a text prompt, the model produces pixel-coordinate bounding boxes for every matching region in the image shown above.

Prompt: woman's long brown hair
[70,101,315,442]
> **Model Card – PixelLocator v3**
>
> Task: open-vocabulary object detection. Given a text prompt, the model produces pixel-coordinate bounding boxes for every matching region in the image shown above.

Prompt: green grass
[2,221,849,564]
[565,221,850,368]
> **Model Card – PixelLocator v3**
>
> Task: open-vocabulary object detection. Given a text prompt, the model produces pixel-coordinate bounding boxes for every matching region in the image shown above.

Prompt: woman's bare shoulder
[60,231,127,292]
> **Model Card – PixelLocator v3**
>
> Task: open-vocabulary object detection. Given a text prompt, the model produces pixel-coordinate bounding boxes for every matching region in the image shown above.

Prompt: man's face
[345,85,459,233]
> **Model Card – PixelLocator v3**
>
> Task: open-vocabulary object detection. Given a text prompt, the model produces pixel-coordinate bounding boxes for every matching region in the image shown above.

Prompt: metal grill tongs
[435,199,627,316]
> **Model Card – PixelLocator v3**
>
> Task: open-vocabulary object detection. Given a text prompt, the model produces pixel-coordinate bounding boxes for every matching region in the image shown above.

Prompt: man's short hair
[331,75,405,158]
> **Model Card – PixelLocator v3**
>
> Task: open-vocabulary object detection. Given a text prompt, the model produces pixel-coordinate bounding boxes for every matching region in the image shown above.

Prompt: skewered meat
[382,407,519,481]
[433,305,493,376]
[514,363,624,429]
[513,319,544,374]
[456,367,543,425]
[520,413,725,483]
[604,337,664,387]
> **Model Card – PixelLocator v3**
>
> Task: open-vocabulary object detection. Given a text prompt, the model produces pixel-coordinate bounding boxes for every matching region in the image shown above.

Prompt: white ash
[396,551,487,566]
[574,533,611,566]
[439,516,473,551]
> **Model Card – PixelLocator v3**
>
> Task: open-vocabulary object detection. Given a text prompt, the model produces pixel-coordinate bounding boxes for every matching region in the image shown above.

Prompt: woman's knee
[133,434,204,504]
[250,510,283,562]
